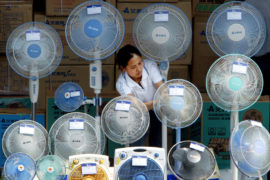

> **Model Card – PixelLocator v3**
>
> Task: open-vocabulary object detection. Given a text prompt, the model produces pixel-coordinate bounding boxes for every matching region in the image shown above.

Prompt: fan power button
[92,67,97,72]
[120,152,127,160]
[154,153,159,158]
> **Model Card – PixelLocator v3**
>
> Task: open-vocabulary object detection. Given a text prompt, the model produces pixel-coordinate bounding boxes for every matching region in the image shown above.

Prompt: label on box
[169,85,184,96]
[227,10,242,20]
[115,101,131,111]
[20,124,35,135]
[232,62,248,74]
[251,120,263,127]
[132,156,147,166]
[154,11,169,22]
[70,91,81,97]
[81,163,97,175]
[190,143,205,152]
[87,5,102,15]
[26,30,41,41]
[69,119,84,130]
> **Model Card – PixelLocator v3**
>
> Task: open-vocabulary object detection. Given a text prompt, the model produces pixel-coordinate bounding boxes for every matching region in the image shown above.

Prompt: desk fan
[230,120,270,179]
[206,1,266,57]
[48,112,106,162]
[2,120,48,161]
[65,0,124,153]
[6,22,62,120]
[101,95,150,145]
[206,54,263,180]
[3,153,36,180]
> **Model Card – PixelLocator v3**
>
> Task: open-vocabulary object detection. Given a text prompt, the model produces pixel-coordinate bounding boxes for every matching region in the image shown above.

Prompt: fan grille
[69,164,108,180]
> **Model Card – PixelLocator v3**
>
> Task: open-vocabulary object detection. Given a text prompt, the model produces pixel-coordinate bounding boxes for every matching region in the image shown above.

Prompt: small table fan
[230,120,270,179]
[2,120,48,161]
[206,1,266,57]
[206,54,263,180]
[48,112,106,162]
[3,153,36,180]
[65,0,125,153]
[101,95,150,145]
[6,22,63,120]
[168,141,216,180]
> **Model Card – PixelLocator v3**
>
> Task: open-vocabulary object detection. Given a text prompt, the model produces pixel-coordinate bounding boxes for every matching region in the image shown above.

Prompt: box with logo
[192,0,233,16]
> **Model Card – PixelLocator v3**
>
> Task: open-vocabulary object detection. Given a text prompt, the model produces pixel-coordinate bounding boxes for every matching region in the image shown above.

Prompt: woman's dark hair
[116,44,142,69]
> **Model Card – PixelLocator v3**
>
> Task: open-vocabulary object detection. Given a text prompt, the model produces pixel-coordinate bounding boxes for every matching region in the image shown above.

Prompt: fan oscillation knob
[73,159,79,165]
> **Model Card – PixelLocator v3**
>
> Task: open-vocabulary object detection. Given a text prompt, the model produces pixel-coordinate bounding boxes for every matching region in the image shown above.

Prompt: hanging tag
[69,119,84,130]
[190,143,205,152]
[154,11,169,22]
[232,62,248,74]
[227,9,242,20]
[81,163,97,175]
[70,91,81,97]
[87,5,102,15]
[132,156,147,166]
[115,101,131,111]
[169,85,184,96]
[250,121,263,127]
[26,30,41,41]
[20,124,35,135]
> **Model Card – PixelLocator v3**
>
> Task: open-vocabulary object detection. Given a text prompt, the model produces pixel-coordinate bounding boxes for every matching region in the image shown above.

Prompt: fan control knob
[73,159,79,165]
[99,159,104,164]
[120,152,127,160]
[154,153,159,158]
[92,67,97,72]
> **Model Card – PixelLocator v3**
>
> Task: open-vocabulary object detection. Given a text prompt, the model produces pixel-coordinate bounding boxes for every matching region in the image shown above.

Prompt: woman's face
[123,54,143,81]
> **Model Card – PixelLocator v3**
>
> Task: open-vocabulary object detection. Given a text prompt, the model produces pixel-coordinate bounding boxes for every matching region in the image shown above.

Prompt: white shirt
[116,60,163,102]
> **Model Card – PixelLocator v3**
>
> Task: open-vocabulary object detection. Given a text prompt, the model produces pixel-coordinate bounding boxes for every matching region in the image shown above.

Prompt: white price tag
[227,10,242,20]
[87,5,101,15]
[232,62,248,74]
[115,101,131,111]
[26,30,41,41]
[250,121,263,127]
[154,11,169,22]
[132,156,147,166]
[169,85,184,96]
[20,124,35,135]
[70,91,81,97]
[190,143,205,152]
[69,119,84,130]
[81,163,97,175]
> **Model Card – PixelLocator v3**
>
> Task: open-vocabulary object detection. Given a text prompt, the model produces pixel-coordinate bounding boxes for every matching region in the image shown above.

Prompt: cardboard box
[117,1,192,65]
[117,0,177,2]
[192,0,232,16]
[0,3,33,53]
[46,0,116,16]
[34,14,115,65]
[167,65,190,81]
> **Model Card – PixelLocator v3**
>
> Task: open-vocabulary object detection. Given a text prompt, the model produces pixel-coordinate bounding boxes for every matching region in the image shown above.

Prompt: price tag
[154,11,169,22]
[87,5,102,15]
[132,156,147,166]
[20,124,35,135]
[169,85,184,96]
[69,119,84,130]
[232,62,248,74]
[190,143,205,152]
[26,30,40,41]
[81,163,97,175]
[227,9,242,20]
[251,121,263,127]
[115,101,131,111]
[70,91,81,97]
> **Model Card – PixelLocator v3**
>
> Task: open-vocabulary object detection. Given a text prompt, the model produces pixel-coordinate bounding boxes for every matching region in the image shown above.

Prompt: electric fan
[65,0,125,153]
[230,120,270,178]
[48,112,106,162]
[54,82,85,112]
[67,154,111,180]
[36,155,66,180]
[3,153,36,180]
[6,22,63,120]
[206,1,266,57]
[168,141,216,180]
[114,147,166,180]
[206,54,263,180]
[2,120,48,161]
[101,95,150,145]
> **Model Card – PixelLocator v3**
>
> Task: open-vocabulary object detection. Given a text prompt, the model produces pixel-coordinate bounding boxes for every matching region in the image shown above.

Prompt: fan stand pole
[29,73,39,121]
[230,110,239,180]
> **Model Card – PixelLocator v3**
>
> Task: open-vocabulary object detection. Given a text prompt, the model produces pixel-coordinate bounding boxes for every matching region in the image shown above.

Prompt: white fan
[206,1,266,57]
[101,95,150,145]
[67,154,111,180]
[206,54,264,180]
[3,153,36,180]
[2,120,48,161]
[6,22,62,120]
[230,120,270,179]
[168,141,216,180]
[114,147,166,180]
